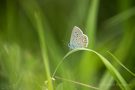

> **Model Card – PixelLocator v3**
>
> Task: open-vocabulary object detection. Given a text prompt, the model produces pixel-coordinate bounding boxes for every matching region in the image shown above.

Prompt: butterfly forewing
[69,26,83,49]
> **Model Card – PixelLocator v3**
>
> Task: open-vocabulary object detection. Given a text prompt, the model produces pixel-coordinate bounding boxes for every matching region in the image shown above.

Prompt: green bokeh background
[0,0,135,90]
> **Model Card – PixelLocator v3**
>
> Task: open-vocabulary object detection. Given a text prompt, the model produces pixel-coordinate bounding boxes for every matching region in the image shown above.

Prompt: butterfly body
[69,26,88,49]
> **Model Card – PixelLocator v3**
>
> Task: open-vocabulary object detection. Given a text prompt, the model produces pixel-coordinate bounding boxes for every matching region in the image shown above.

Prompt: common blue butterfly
[69,26,88,49]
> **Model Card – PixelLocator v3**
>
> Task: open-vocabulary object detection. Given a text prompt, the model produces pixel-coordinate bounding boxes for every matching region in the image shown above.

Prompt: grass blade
[53,48,130,90]
[86,0,99,48]
[55,76,99,90]
[107,51,135,77]
[34,12,54,90]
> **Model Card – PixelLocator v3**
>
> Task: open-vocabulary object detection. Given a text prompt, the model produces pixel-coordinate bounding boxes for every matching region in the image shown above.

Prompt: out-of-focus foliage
[0,0,135,90]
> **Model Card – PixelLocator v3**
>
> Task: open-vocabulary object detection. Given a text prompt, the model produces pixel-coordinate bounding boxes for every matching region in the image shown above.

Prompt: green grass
[52,48,130,90]
[34,12,54,90]
[0,0,135,90]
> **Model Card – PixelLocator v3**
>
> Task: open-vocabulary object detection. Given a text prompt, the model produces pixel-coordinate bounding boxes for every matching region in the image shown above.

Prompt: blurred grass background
[0,0,135,90]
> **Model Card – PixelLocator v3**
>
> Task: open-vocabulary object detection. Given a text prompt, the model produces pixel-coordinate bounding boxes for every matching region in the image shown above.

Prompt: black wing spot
[76,34,78,37]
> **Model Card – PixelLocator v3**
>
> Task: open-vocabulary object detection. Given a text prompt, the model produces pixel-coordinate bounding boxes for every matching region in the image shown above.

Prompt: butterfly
[68,26,89,49]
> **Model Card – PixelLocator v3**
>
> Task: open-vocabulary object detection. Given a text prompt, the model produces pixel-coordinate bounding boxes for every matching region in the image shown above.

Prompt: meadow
[0,0,135,90]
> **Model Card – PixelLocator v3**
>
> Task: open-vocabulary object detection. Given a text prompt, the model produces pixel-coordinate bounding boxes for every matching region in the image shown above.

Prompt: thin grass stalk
[34,12,54,90]
[86,0,99,48]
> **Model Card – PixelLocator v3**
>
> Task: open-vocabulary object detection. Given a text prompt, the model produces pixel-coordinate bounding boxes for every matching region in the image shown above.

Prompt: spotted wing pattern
[69,26,88,49]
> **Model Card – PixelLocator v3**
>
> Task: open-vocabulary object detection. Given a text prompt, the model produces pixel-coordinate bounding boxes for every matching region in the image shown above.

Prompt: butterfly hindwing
[80,34,88,47]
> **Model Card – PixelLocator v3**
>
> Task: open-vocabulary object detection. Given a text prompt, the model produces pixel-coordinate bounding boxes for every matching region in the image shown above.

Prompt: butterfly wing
[80,34,89,48]
[69,26,84,49]
[69,26,83,49]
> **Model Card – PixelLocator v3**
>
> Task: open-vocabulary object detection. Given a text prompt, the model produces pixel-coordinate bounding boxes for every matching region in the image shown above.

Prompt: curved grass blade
[52,48,130,90]
[107,51,135,77]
